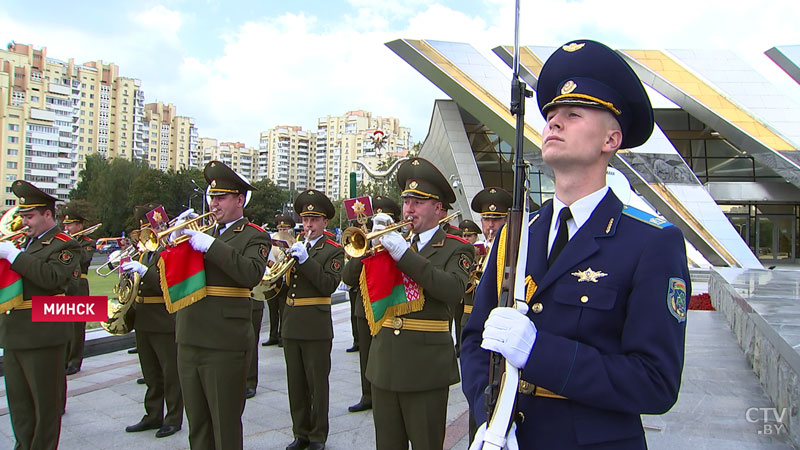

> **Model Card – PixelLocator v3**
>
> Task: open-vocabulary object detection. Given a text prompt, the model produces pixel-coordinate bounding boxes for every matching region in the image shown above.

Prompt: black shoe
[278,339,283,348]
[262,338,279,346]
[65,365,80,376]
[348,401,372,412]
[346,344,359,353]
[308,443,325,450]
[155,424,181,438]
[286,437,310,450]
[127,347,138,354]
[245,388,256,399]
[125,419,162,432]
[136,377,145,385]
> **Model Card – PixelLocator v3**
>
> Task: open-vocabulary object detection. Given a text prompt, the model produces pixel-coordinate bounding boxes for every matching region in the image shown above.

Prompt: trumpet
[342,211,460,258]
[139,211,217,252]
[96,245,142,277]
[260,231,297,291]
[0,206,28,246]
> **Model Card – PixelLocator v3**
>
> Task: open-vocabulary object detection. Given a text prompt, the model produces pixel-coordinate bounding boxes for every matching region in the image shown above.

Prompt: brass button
[580,295,589,303]
[290,293,296,298]
[293,275,298,279]
[531,302,543,314]
[287,298,294,306]
[394,329,400,336]
[292,284,296,288]
[392,317,403,329]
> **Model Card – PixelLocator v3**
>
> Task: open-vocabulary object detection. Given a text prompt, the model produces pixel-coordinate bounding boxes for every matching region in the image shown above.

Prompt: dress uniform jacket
[176,218,270,350]
[0,227,79,450]
[461,191,689,449]
[366,227,474,392]
[342,255,373,405]
[281,237,343,340]
[65,236,94,370]
[135,251,175,333]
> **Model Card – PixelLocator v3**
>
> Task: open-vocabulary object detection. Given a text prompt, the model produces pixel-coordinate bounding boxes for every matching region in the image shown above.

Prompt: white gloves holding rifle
[481,306,537,370]
[470,422,519,450]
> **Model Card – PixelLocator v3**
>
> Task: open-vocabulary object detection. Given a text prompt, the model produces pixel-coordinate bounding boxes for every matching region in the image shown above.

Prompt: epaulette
[247,223,267,233]
[54,232,73,242]
[324,230,335,237]
[446,234,470,244]
[622,205,673,229]
[325,238,342,248]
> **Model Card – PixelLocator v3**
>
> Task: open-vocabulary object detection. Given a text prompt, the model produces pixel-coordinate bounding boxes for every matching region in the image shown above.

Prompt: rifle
[481,0,532,448]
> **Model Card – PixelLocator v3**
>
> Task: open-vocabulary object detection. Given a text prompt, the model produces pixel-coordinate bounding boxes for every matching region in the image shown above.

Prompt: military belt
[382,317,449,335]
[12,293,65,311]
[286,296,331,307]
[139,296,165,304]
[205,286,251,298]
[518,379,567,399]
[463,304,473,314]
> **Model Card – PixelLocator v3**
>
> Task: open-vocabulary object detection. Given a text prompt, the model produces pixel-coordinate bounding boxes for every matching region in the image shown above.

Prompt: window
[8,137,18,143]
[6,174,16,181]
[8,124,19,131]
[5,199,16,207]
[7,162,17,169]
[7,149,18,156]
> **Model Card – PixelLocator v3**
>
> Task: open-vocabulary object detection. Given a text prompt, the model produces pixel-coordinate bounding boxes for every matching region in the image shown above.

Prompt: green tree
[245,178,289,227]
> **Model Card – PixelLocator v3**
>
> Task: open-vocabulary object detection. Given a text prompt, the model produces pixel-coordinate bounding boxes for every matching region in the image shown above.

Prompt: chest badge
[571,267,608,283]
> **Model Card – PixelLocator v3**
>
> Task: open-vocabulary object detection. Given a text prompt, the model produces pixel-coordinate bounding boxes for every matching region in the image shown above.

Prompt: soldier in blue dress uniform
[461,39,690,450]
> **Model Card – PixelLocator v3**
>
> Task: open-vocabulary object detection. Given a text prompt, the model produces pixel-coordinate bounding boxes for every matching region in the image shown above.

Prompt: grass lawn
[86,270,120,330]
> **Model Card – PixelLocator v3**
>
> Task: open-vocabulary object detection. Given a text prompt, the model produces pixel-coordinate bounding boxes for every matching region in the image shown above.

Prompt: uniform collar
[414,224,440,251]
[219,216,244,234]
[549,186,608,249]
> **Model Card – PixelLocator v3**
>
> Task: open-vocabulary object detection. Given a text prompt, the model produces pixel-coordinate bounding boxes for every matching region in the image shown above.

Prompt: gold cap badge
[562,42,585,52]
[409,181,418,189]
[561,80,577,95]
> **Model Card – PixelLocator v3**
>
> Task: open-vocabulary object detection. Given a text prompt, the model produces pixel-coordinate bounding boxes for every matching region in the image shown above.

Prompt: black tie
[548,207,572,268]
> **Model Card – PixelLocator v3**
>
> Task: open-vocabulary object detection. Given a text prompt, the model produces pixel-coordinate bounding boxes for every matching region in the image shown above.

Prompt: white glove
[183,228,215,253]
[380,231,409,261]
[290,242,309,264]
[170,208,198,241]
[470,422,519,450]
[481,307,537,369]
[372,213,394,231]
[121,260,148,276]
[0,241,21,264]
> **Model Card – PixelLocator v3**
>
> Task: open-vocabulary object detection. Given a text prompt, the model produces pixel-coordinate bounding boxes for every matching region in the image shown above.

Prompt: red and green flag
[359,250,425,335]
[0,259,23,314]
[158,241,207,313]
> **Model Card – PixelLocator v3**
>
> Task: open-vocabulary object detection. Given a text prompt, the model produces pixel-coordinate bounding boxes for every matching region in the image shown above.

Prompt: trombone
[96,245,142,277]
[342,211,460,258]
[138,211,217,252]
[69,223,102,238]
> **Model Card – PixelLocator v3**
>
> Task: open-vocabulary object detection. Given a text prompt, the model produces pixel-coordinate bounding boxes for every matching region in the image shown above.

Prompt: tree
[244,178,289,227]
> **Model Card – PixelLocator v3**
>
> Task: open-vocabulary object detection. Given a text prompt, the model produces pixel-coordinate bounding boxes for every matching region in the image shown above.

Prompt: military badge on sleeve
[667,277,687,323]
[84,245,93,252]
[259,244,269,261]
[59,250,73,264]
[459,254,472,273]
[331,259,342,273]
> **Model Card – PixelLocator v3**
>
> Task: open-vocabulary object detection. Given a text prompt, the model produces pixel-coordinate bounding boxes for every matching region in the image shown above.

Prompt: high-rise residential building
[258,125,314,191]
[142,102,198,171]
[198,138,258,181]
[0,41,198,208]
[315,110,411,200]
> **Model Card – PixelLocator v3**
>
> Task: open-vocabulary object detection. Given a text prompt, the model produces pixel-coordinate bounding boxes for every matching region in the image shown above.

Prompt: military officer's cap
[459,219,481,236]
[294,189,335,219]
[12,180,57,213]
[396,157,456,204]
[204,160,256,196]
[275,213,296,229]
[62,206,86,224]
[372,195,401,219]
[471,187,512,219]
[133,202,161,227]
[537,39,654,149]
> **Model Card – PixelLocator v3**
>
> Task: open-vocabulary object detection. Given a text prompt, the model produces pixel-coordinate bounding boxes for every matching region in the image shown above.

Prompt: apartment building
[143,102,198,171]
[198,138,258,181]
[257,125,314,191]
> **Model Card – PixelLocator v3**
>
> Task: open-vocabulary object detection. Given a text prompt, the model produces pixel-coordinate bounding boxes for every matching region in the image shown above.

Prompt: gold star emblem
[409,181,418,189]
[488,204,496,211]
[571,267,609,283]
[307,204,314,211]
[411,160,420,166]
[352,200,365,214]
[561,80,577,95]
[309,190,314,195]
[152,211,162,223]
[489,188,496,194]
[562,42,585,52]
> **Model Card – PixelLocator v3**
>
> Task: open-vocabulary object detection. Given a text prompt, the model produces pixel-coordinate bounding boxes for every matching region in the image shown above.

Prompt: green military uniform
[342,195,402,413]
[176,161,270,450]
[455,219,481,357]
[282,189,343,449]
[246,296,264,397]
[125,203,183,436]
[0,180,80,450]
[366,158,474,450]
[62,209,95,375]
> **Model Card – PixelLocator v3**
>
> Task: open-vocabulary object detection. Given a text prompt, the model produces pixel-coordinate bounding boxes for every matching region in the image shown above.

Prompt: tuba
[259,231,297,293]
[100,259,140,335]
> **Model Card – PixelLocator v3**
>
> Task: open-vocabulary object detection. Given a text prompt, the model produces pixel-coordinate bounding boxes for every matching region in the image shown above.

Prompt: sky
[2,0,800,147]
